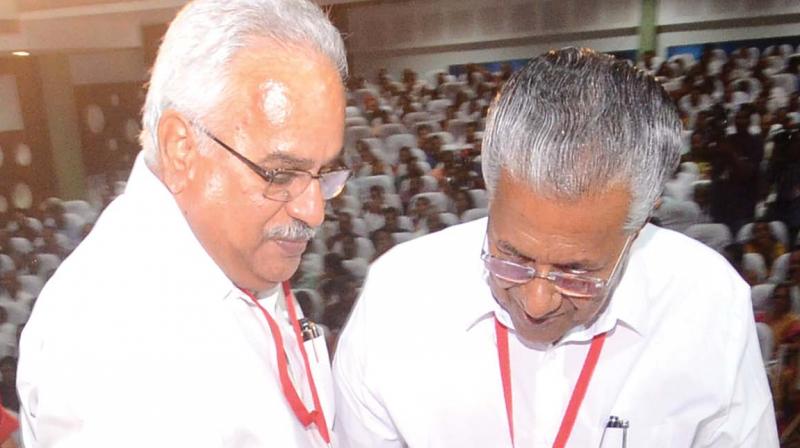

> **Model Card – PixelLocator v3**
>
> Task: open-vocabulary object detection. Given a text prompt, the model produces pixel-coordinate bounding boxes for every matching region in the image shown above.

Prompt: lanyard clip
[606,416,628,428]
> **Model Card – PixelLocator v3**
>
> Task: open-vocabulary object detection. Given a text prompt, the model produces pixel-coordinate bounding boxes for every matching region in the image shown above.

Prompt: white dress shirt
[333,218,778,447]
[18,153,335,448]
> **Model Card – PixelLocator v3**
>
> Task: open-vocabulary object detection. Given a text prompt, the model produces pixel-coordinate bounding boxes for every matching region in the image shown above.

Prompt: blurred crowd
[2,42,800,441]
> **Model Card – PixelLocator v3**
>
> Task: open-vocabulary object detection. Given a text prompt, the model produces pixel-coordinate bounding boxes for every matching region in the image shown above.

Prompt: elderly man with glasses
[333,48,778,447]
[18,1,348,446]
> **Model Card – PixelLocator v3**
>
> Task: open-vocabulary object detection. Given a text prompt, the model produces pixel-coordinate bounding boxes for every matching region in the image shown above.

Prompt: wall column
[38,54,86,200]
[639,0,658,55]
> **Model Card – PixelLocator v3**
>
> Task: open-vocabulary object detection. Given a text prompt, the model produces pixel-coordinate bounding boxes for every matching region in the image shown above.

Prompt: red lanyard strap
[244,282,331,444]
[496,318,515,443]
[495,318,607,448]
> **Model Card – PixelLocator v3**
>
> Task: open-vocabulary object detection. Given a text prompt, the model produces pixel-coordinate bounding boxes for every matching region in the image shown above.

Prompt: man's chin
[248,259,302,291]
[511,315,569,348]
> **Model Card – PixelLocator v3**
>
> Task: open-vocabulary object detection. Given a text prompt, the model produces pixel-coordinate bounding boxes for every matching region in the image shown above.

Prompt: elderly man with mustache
[17,1,349,446]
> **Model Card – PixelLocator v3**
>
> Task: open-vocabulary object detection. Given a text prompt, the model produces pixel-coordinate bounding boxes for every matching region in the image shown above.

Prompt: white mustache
[265,221,317,241]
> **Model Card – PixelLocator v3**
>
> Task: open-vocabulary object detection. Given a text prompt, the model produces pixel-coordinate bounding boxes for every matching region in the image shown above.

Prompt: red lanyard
[244,282,331,445]
[495,318,606,448]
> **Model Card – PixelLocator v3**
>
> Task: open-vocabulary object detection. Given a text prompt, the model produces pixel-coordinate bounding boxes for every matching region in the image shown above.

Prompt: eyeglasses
[481,233,634,299]
[194,125,351,202]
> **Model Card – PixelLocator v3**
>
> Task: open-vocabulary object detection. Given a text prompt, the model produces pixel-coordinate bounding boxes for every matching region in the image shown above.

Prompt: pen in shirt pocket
[300,317,322,363]
[599,415,628,448]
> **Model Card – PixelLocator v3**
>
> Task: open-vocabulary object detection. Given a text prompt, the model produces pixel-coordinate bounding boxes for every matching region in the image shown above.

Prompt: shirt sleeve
[332,271,405,448]
[694,278,780,447]
[18,308,223,448]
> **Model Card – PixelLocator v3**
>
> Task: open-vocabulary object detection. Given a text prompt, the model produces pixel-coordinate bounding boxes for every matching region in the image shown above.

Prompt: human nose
[515,267,563,319]
[285,178,326,229]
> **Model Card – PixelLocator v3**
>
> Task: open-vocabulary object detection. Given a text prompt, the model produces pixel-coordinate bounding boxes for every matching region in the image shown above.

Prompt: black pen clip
[606,415,629,428]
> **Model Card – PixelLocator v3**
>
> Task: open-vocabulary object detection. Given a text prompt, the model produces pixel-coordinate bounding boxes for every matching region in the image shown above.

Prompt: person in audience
[430,149,456,181]
[326,211,357,250]
[354,140,390,177]
[293,290,315,321]
[684,132,711,165]
[425,213,448,233]
[480,104,491,119]
[745,220,787,271]
[5,210,34,241]
[416,123,432,146]
[458,100,482,124]
[337,234,359,260]
[363,94,388,125]
[393,146,416,177]
[765,283,800,355]
[319,253,350,295]
[789,92,799,114]
[0,306,15,339]
[361,185,387,231]
[396,153,423,191]
[400,175,426,210]
[710,108,765,233]
[39,202,66,230]
[378,207,406,234]
[363,185,386,216]
[34,227,68,259]
[693,182,713,223]
[0,231,9,257]
[396,95,416,118]
[787,251,800,311]
[325,198,346,223]
[333,48,777,446]
[463,121,479,145]
[681,88,711,118]
[638,50,658,74]
[723,242,746,280]
[402,69,424,98]
[451,189,474,220]
[446,159,481,191]
[321,274,359,334]
[767,121,800,239]
[771,323,800,431]
[761,113,777,140]
[408,196,434,232]
[442,105,458,126]
[434,71,447,89]
[0,357,18,413]
[424,135,444,167]
[370,229,394,262]
[17,0,349,445]
[0,272,32,326]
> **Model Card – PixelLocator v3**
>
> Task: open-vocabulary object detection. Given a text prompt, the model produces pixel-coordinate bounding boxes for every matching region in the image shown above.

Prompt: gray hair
[482,47,682,232]
[140,0,347,165]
